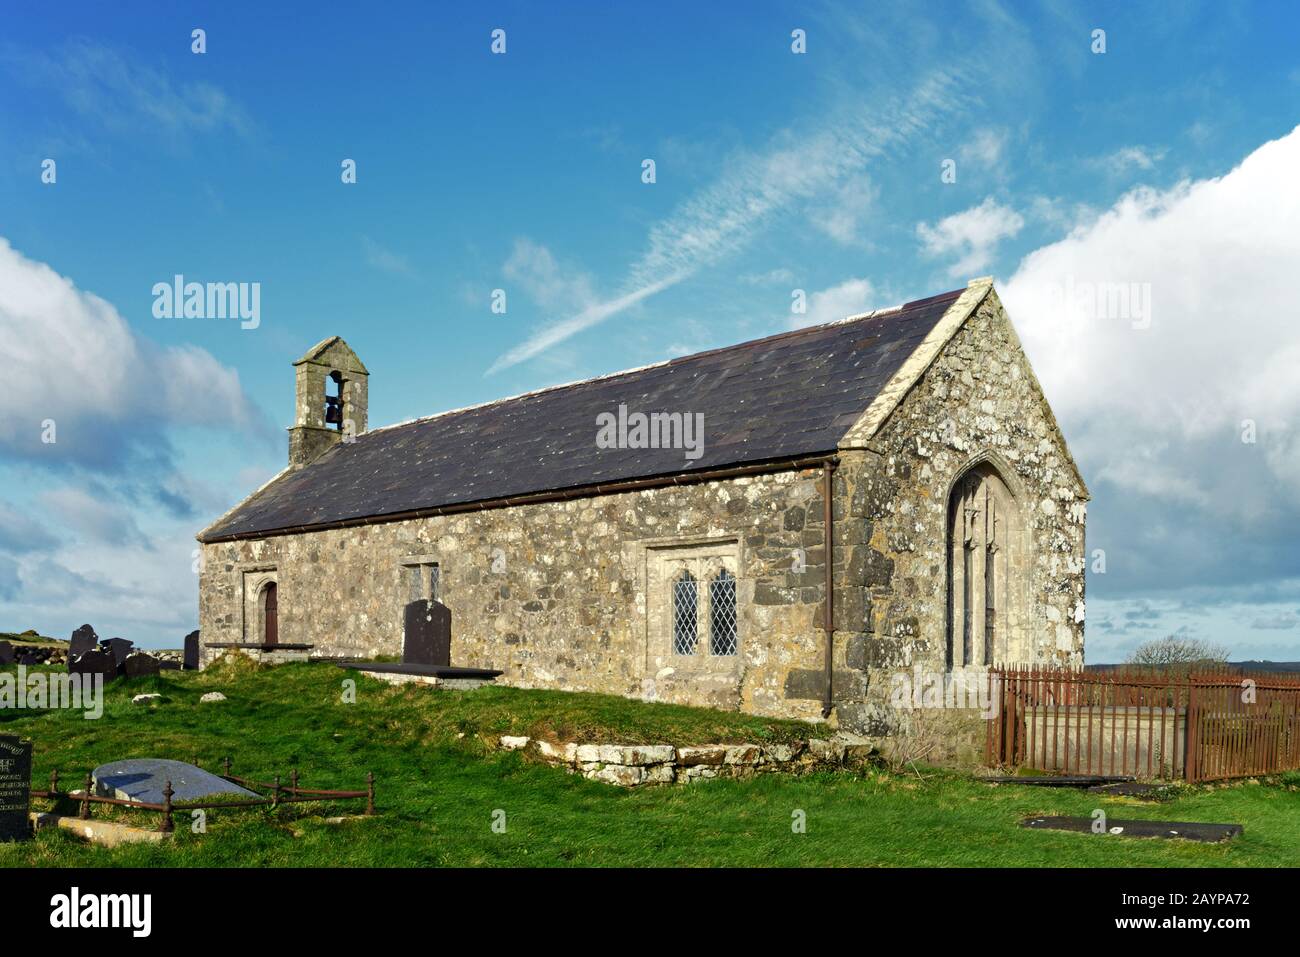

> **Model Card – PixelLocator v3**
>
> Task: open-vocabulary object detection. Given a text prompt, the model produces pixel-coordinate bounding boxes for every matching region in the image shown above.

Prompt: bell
[324,394,342,425]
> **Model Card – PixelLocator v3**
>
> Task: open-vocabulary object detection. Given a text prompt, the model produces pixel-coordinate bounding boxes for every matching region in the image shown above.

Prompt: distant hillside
[0,629,66,647]
[1087,661,1300,675]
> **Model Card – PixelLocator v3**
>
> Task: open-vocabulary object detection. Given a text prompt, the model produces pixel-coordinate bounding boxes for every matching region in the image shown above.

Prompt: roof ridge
[364,287,964,439]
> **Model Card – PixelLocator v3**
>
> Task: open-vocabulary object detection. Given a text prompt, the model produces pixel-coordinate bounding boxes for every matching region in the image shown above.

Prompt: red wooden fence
[985,665,1300,782]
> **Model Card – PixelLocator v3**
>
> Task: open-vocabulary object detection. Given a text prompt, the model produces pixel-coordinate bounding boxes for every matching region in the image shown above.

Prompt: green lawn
[2,658,1297,867]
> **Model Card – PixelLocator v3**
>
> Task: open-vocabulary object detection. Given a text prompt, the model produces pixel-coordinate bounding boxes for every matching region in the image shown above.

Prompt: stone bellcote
[288,336,369,469]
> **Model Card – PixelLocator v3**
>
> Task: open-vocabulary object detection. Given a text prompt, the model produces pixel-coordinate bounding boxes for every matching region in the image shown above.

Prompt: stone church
[197,278,1087,739]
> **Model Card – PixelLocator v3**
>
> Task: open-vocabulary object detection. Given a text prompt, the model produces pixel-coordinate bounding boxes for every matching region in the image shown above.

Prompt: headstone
[403,599,451,667]
[93,759,259,805]
[0,642,12,666]
[70,649,118,685]
[68,624,98,660]
[106,638,134,671]
[183,630,200,671]
[0,735,33,842]
[123,653,161,679]
[159,660,181,672]
[16,650,39,666]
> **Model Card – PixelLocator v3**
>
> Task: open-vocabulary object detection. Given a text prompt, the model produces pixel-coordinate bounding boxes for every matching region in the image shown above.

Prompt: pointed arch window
[946,462,1025,669]
[709,568,737,656]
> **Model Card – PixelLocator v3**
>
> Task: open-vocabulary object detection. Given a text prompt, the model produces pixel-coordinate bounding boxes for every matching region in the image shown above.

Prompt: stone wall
[200,467,835,722]
[498,735,875,786]
[829,289,1088,739]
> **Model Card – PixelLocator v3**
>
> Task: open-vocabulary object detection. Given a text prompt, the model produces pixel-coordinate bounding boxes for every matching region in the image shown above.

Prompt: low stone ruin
[498,736,876,787]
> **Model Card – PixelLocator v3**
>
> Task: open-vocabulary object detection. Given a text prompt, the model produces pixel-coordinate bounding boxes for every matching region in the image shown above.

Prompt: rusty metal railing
[30,758,375,833]
[986,665,1300,783]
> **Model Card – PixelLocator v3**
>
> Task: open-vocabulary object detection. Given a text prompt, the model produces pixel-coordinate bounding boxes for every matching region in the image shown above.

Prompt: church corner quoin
[196,280,1087,762]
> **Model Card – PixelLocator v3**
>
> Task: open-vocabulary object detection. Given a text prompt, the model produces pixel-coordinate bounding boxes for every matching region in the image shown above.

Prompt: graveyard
[2,653,1299,867]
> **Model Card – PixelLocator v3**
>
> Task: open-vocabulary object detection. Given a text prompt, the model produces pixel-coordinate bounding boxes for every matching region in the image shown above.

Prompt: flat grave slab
[336,662,503,679]
[985,774,1136,787]
[1021,815,1243,843]
[93,759,259,806]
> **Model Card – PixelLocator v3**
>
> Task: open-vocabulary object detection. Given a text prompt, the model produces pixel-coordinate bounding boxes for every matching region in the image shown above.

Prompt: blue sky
[2,0,1299,657]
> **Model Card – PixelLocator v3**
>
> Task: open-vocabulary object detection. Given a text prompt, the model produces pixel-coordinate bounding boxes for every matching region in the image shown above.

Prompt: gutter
[198,452,839,544]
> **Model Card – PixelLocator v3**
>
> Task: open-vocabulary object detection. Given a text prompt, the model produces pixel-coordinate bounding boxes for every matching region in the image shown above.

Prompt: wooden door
[264,583,278,646]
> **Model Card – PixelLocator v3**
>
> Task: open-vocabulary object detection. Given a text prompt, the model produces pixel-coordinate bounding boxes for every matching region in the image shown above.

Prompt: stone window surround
[942,451,1031,671]
[399,554,441,605]
[640,534,744,675]
[237,562,278,644]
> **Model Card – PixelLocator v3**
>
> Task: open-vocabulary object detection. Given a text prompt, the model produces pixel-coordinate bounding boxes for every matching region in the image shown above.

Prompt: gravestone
[68,624,98,660]
[0,735,33,842]
[70,649,118,685]
[106,638,134,672]
[0,642,12,666]
[183,630,200,671]
[403,599,451,667]
[93,759,259,805]
[123,653,162,679]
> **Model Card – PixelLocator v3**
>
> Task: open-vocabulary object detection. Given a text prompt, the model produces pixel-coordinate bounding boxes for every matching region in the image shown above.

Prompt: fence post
[1185,682,1198,783]
[366,772,375,816]
[49,769,59,797]
[290,769,299,794]
[80,772,92,820]
[160,781,174,834]
[223,756,232,780]
[272,774,281,808]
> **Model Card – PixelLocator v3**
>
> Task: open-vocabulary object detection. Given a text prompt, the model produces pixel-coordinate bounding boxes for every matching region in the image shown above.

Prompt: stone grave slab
[106,638,134,671]
[0,735,33,842]
[1021,815,1242,843]
[123,653,162,679]
[0,641,14,666]
[70,649,118,684]
[68,624,98,660]
[183,630,200,671]
[93,759,259,805]
[403,599,451,667]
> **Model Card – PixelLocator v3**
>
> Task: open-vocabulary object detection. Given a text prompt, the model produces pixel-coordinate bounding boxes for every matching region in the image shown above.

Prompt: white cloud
[916,197,1024,277]
[811,176,879,245]
[361,236,414,277]
[791,278,877,330]
[488,68,976,372]
[502,239,598,314]
[37,486,149,548]
[1093,145,1167,176]
[958,128,1007,168]
[0,237,265,468]
[1002,124,1300,594]
[3,39,251,140]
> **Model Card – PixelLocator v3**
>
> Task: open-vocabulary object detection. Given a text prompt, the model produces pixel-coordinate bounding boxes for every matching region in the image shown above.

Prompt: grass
[1,658,1298,867]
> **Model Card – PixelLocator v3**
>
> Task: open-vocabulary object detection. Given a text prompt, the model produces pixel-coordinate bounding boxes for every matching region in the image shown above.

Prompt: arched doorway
[945,461,1025,669]
[260,582,279,646]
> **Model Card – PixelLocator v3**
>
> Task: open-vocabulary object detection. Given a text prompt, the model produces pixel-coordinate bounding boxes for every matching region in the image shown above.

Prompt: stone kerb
[498,736,866,787]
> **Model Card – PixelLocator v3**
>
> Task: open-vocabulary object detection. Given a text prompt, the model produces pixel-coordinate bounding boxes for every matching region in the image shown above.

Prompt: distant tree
[1127,636,1230,671]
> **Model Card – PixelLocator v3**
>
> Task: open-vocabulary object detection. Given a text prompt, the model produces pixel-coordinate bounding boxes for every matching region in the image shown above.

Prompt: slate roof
[200,287,964,541]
